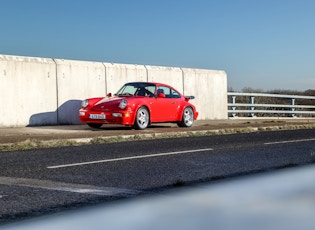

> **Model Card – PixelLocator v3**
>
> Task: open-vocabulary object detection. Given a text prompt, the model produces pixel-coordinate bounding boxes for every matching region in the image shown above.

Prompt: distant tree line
[228,87,315,96]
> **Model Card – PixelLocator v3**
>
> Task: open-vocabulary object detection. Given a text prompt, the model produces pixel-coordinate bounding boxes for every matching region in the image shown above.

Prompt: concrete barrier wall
[0,55,57,126]
[146,65,184,93]
[183,68,227,119]
[104,63,147,93]
[55,59,106,124]
[0,54,227,127]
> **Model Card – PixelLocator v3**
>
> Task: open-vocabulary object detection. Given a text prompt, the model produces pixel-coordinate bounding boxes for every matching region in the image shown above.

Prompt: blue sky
[1,0,315,91]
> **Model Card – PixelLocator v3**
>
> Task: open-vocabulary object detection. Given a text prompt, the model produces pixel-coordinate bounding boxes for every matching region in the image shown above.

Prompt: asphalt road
[1,129,315,223]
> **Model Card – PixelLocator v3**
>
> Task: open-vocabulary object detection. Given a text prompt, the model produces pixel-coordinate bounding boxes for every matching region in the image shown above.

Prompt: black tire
[177,107,194,127]
[133,106,150,130]
[87,123,102,129]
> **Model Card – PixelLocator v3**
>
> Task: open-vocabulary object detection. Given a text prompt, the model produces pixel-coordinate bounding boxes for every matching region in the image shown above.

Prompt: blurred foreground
[2,164,315,230]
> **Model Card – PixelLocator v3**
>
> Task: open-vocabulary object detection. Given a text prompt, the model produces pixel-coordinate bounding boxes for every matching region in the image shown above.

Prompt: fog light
[79,111,85,116]
[112,113,122,117]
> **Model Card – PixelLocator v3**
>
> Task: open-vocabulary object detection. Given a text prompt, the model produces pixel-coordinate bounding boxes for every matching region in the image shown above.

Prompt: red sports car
[79,82,198,129]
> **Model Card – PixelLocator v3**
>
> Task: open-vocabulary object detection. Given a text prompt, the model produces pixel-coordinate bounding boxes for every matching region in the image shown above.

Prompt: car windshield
[115,83,156,97]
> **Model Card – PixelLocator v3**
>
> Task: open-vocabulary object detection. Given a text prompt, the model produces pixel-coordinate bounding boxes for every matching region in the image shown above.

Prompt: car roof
[123,82,182,95]
[126,82,172,87]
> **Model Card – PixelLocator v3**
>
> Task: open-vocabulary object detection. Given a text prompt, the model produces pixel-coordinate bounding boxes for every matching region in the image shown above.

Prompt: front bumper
[79,109,134,126]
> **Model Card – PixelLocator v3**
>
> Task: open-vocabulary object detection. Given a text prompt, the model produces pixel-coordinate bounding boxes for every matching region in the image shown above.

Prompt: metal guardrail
[227,92,315,117]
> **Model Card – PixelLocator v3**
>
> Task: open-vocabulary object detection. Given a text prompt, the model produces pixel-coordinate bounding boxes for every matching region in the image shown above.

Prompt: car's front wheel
[87,123,103,129]
[177,107,194,127]
[133,106,150,130]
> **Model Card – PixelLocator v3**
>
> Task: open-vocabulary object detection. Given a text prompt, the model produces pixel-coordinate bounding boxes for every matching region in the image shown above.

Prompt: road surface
[0,129,315,223]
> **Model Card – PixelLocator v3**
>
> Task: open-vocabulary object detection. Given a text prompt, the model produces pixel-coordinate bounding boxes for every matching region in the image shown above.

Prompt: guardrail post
[290,98,296,117]
[249,96,255,117]
[231,95,236,117]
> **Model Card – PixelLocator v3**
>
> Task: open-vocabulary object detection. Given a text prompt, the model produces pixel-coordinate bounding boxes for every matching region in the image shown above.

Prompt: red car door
[149,86,179,122]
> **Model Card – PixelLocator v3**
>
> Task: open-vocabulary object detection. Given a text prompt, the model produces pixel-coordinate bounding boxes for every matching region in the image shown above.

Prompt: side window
[170,89,181,98]
[156,86,168,96]
[157,86,181,98]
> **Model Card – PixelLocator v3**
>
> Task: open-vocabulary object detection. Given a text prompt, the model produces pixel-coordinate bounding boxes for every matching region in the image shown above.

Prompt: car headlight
[82,99,89,108]
[119,99,128,109]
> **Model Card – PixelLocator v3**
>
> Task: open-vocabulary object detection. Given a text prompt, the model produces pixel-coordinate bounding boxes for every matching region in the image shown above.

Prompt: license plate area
[89,114,106,119]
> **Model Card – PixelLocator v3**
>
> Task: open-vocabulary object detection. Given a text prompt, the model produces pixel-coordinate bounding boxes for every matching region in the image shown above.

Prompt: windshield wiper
[117,93,133,96]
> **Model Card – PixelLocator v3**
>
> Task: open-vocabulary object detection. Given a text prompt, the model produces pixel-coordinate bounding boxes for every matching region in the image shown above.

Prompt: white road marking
[0,176,138,196]
[47,148,214,169]
[264,138,315,145]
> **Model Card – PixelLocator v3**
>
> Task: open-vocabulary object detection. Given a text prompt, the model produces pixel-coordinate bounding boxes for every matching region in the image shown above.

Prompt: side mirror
[157,93,166,98]
[107,93,112,97]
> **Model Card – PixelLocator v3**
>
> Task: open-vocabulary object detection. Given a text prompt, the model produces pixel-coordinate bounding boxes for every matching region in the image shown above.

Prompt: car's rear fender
[179,104,198,120]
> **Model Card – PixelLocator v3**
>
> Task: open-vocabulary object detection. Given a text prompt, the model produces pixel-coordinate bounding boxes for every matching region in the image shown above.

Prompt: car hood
[92,96,123,110]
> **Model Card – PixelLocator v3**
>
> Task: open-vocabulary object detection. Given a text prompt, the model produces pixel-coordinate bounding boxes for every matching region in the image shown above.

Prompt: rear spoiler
[185,96,195,99]
[184,96,195,101]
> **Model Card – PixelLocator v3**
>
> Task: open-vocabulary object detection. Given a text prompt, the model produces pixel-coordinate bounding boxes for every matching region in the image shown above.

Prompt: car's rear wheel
[177,107,194,127]
[87,123,102,128]
[133,106,149,130]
